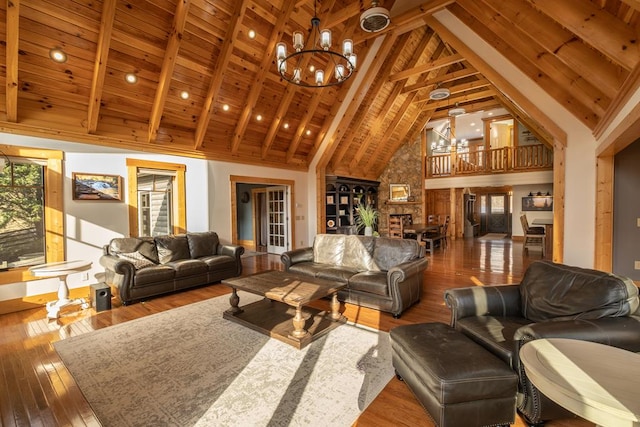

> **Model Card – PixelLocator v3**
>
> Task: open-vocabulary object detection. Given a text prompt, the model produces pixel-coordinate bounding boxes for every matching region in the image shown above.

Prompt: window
[0,145,63,284]
[126,159,185,237]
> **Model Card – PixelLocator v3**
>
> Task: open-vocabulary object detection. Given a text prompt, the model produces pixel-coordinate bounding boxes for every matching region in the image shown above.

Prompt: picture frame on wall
[522,196,553,211]
[72,173,123,201]
[390,183,410,201]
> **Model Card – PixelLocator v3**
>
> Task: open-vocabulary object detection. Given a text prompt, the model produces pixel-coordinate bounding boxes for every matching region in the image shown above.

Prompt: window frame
[126,158,186,237]
[0,145,64,285]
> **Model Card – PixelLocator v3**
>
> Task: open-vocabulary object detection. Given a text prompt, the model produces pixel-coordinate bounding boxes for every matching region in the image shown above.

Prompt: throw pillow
[118,251,156,270]
[154,234,191,264]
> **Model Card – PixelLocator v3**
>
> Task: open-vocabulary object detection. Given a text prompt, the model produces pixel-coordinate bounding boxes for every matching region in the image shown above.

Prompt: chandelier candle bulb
[293,68,301,83]
[293,31,304,51]
[316,70,324,85]
[348,54,357,69]
[276,43,287,60]
[335,64,345,80]
[320,29,331,50]
[343,39,353,56]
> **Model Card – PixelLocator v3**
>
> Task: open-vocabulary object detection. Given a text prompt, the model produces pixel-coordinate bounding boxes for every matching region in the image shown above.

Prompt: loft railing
[426,144,553,178]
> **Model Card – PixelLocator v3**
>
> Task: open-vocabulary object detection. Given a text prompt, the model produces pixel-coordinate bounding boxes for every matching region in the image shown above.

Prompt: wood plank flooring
[0,238,593,426]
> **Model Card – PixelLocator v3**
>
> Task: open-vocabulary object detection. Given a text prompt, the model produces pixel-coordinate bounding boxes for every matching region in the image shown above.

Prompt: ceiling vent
[360,1,391,33]
[429,87,450,100]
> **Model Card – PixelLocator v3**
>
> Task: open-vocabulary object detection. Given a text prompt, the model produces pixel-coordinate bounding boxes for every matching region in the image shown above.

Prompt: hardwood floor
[0,238,593,427]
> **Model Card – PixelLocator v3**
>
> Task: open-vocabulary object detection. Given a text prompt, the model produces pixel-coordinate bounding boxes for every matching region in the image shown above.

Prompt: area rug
[477,233,508,241]
[54,292,394,427]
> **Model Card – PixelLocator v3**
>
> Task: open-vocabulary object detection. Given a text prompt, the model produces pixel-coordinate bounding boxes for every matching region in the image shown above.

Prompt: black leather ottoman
[390,322,517,427]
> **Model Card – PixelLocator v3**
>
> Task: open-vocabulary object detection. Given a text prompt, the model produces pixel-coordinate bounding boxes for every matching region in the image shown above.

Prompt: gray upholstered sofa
[100,231,243,305]
[444,260,640,425]
[281,234,427,318]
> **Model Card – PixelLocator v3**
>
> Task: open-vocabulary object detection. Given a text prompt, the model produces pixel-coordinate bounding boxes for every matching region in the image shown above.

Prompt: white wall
[0,133,311,302]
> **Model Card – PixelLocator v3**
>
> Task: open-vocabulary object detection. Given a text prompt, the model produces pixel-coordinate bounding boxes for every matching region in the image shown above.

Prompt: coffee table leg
[291,306,308,338]
[330,292,342,321]
[228,288,242,314]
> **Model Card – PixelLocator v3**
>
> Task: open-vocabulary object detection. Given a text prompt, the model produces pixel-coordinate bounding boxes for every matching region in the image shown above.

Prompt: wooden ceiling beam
[330,32,413,170]
[427,15,566,146]
[401,66,479,94]
[230,0,296,154]
[427,99,503,120]
[388,53,463,82]
[620,0,640,11]
[450,2,600,129]
[420,88,497,109]
[527,0,639,71]
[194,0,248,150]
[87,0,116,134]
[148,0,190,143]
[345,30,436,171]
[6,0,19,123]
[317,31,400,172]
[484,0,626,94]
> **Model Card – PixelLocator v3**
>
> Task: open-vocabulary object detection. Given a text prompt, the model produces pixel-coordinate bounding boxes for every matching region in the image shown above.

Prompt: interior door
[266,186,289,254]
[487,193,510,233]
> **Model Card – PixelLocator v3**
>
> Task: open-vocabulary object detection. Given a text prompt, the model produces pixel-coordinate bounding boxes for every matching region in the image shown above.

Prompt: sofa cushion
[288,262,328,277]
[164,259,208,278]
[313,234,345,266]
[372,237,420,271]
[349,271,388,296]
[155,234,191,264]
[199,255,237,271]
[117,251,156,270]
[520,260,640,322]
[316,266,357,283]
[341,235,379,271]
[187,231,219,258]
[133,265,176,287]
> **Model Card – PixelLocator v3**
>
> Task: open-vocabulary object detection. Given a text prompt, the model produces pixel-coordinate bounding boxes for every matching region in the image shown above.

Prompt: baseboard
[238,239,255,251]
[0,286,90,315]
[512,236,524,242]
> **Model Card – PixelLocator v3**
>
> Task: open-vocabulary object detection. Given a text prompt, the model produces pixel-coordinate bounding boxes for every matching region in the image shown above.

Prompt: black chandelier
[276,1,356,88]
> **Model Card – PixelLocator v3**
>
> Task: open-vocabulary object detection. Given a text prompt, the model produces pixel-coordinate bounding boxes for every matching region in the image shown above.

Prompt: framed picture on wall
[522,196,553,211]
[390,184,410,201]
[72,173,123,201]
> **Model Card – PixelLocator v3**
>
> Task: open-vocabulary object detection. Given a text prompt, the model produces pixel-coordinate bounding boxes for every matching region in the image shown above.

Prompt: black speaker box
[90,282,112,312]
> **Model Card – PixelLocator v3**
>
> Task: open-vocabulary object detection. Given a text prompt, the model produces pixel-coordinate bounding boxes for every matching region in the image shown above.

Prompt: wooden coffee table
[222,270,347,349]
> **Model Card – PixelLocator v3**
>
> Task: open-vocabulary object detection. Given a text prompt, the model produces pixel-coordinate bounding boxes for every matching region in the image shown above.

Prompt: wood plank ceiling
[0,0,637,180]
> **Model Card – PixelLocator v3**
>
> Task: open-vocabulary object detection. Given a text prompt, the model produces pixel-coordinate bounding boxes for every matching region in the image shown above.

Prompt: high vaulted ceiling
[0,0,638,180]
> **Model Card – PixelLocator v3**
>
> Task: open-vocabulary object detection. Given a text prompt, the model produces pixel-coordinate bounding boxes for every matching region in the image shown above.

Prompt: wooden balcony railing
[427,144,553,178]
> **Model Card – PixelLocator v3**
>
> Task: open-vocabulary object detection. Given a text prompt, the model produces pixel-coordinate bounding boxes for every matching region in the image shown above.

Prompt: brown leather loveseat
[281,234,427,318]
[444,260,640,425]
[100,231,244,305]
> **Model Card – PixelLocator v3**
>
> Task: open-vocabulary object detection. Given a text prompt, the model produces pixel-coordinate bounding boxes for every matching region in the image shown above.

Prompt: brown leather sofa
[100,231,243,305]
[281,234,427,318]
[444,260,640,425]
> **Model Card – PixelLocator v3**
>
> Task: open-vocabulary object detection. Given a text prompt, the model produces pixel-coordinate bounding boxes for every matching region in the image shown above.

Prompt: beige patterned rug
[54,292,394,427]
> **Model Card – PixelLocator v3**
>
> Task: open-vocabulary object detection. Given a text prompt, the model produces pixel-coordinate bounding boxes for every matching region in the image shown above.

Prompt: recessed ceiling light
[309,65,315,73]
[283,123,289,129]
[256,114,262,121]
[306,130,311,136]
[488,112,493,116]
[125,73,138,84]
[470,122,476,126]
[49,48,67,63]
[248,30,256,39]
[180,90,189,100]
[222,104,230,111]
[476,128,481,132]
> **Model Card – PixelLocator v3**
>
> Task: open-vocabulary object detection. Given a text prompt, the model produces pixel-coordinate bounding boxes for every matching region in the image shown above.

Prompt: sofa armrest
[281,247,313,271]
[514,316,640,352]
[99,254,135,276]
[218,244,244,259]
[387,257,428,317]
[444,285,522,328]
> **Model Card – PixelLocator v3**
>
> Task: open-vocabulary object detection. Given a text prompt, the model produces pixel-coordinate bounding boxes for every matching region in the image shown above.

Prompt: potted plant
[355,202,379,236]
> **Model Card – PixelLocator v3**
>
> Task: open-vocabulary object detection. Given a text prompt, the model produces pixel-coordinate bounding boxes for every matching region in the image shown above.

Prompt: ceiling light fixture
[248,30,256,39]
[222,104,230,111]
[448,102,466,117]
[180,90,189,100]
[276,0,356,87]
[429,87,450,100]
[49,48,67,63]
[125,73,138,84]
[360,1,391,33]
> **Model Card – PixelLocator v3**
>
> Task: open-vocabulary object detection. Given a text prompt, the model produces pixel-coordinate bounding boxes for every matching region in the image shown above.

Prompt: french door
[487,193,510,233]
[266,186,289,254]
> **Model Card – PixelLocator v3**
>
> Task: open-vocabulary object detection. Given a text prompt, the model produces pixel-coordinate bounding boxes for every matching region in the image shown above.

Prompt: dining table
[532,218,553,258]
[403,223,441,243]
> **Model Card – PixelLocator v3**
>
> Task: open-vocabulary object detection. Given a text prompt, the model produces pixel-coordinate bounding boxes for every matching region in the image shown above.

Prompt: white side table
[29,260,92,319]
[520,338,640,427]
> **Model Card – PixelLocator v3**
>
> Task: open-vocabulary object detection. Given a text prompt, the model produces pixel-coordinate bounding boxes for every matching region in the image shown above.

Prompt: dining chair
[520,214,545,256]
[388,215,404,239]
